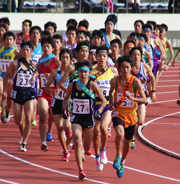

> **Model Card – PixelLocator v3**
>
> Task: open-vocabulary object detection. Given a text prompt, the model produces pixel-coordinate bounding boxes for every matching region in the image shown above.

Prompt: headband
[90,49,96,53]
[0,22,9,29]
[142,28,152,32]
[139,37,146,41]
[77,32,85,36]
[97,50,108,54]
[78,67,90,72]
[81,45,88,49]
[130,36,139,40]
[77,26,87,32]
[106,21,115,26]
[124,42,135,49]
[22,45,32,50]
[23,22,30,25]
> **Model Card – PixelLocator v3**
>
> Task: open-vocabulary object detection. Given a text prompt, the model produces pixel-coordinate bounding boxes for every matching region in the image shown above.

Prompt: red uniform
[16,32,30,50]
[37,57,57,105]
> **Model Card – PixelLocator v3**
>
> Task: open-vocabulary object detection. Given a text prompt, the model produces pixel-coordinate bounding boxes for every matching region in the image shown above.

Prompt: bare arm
[111,67,118,77]
[108,78,116,111]
[55,57,61,68]
[166,39,174,65]
[91,82,107,113]
[62,83,73,109]
[145,50,153,70]
[173,48,180,66]
[154,38,167,60]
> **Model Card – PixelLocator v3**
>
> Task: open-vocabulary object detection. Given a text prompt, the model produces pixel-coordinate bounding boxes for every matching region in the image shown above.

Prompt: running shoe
[31,120,36,126]
[95,157,104,171]
[131,140,136,149]
[82,154,85,162]
[46,132,53,141]
[62,151,70,162]
[19,137,27,145]
[113,156,121,170]
[85,148,92,155]
[41,143,49,152]
[116,164,124,178]
[100,150,108,164]
[108,130,112,137]
[79,170,86,181]
[4,111,10,123]
[19,145,27,152]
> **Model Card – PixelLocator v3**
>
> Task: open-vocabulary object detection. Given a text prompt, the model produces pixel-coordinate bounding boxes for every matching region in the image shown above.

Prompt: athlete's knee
[116,131,124,140]
[93,130,100,140]
[100,124,108,135]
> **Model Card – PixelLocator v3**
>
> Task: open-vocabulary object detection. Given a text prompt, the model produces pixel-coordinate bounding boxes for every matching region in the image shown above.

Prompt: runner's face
[111,43,119,54]
[120,61,131,76]
[134,22,142,33]
[46,26,54,37]
[131,38,139,46]
[88,52,96,62]
[76,34,86,43]
[105,22,114,32]
[77,48,89,61]
[60,53,71,68]
[30,29,40,42]
[67,31,76,42]
[22,23,30,33]
[139,38,145,47]
[97,52,108,66]
[131,50,141,64]
[54,39,61,51]
[42,42,53,55]
[155,28,160,37]
[21,47,33,58]
[4,36,14,48]
[161,28,166,37]
[142,30,152,39]
[0,27,6,39]
[92,35,101,46]
[78,69,89,82]
[124,45,134,56]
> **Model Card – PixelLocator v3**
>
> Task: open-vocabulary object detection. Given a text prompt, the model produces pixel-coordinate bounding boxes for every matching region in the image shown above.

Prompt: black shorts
[51,98,63,115]
[70,114,94,131]
[112,117,135,140]
[10,89,35,105]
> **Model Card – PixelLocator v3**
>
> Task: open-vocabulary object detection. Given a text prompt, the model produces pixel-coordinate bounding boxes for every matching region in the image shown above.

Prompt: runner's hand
[62,108,69,119]
[125,91,132,100]
[172,60,175,67]
[44,73,50,79]
[108,104,115,111]
[53,89,59,96]
[163,65,169,71]
[151,93,157,103]
[177,99,180,106]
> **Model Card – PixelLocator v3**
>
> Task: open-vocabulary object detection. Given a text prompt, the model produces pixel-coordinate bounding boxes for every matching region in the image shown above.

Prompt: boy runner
[44,21,57,37]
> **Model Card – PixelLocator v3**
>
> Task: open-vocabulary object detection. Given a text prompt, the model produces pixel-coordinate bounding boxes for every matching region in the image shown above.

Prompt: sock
[95,154,100,159]
[22,143,25,148]
[100,148,106,153]
[108,128,111,131]
[42,141,47,144]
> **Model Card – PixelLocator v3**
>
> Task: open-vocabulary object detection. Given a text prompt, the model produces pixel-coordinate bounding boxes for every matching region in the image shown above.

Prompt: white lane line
[158,80,179,82]
[0,149,110,184]
[0,179,21,184]
[156,91,178,94]
[151,123,180,125]
[160,75,179,77]
[138,112,180,160]
[149,99,176,104]
[157,85,179,87]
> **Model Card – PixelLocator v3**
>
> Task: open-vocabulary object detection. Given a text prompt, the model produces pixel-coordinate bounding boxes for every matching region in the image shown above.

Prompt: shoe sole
[79,174,86,181]
[41,145,49,152]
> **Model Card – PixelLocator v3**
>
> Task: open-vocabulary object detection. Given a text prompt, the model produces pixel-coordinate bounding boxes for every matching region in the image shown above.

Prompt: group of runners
[0,14,175,180]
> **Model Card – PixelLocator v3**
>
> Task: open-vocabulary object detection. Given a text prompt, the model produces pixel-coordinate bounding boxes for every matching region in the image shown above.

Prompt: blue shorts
[138,94,148,106]
[0,72,5,78]
[94,104,109,121]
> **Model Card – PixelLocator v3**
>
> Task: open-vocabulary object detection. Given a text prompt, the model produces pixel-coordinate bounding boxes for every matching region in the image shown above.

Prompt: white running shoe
[100,151,108,164]
[95,157,104,171]
[19,145,27,152]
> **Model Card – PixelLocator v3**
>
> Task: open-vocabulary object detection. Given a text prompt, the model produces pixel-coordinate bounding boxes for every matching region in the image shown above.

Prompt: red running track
[0,63,180,184]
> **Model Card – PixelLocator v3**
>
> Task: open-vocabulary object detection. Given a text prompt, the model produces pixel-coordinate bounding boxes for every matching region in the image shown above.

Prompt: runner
[109,55,147,178]
[3,41,36,152]
[62,60,107,180]
[52,34,62,59]
[44,21,57,37]
[45,49,72,161]
[92,30,104,47]
[88,44,98,67]
[109,39,122,63]
[93,45,118,171]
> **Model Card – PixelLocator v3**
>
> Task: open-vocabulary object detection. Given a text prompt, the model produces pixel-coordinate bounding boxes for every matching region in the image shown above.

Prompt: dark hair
[96,45,109,55]
[78,19,89,30]
[142,24,152,31]
[124,40,136,49]
[129,46,143,57]
[146,21,157,30]
[160,23,168,32]
[67,26,77,33]
[139,33,148,42]
[22,19,32,27]
[89,44,98,53]
[134,20,144,27]
[41,30,51,37]
[44,21,57,33]
[66,19,77,27]
[106,14,117,24]
[59,48,73,60]
[130,32,140,39]
[76,60,92,71]
[52,34,62,43]
[0,17,10,26]
[76,40,89,53]
[30,26,41,35]
[105,16,116,25]
[3,31,16,40]
[86,31,92,41]
[41,36,55,48]
[156,25,162,37]
[92,29,103,40]
[118,56,134,68]
[21,41,34,50]
[0,23,8,32]
[110,39,122,48]
[76,30,87,37]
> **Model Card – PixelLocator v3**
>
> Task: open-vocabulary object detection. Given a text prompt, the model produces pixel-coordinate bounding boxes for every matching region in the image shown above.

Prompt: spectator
[127,0,141,13]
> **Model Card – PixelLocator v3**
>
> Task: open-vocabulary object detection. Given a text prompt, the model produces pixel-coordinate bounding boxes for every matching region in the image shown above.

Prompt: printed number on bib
[73,99,90,114]
[37,88,43,96]
[54,88,66,100]
[117,92,134,107]
[10,90,17,99]
[40,74,54,88]
[98,86,110,98]
[0,60,12,72]
[16,73,31,87]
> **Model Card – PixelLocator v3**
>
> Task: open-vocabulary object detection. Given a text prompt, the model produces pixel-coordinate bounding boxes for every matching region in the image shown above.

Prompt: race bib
[40,74,54,88]
[73,99,90,114]
[16,73,31,87]
[37,88,43,96]
[10,90,17,99]
[54,88,66,100]
[0,60,12,72]
[117,92,134,107]
[96,80,110,98]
